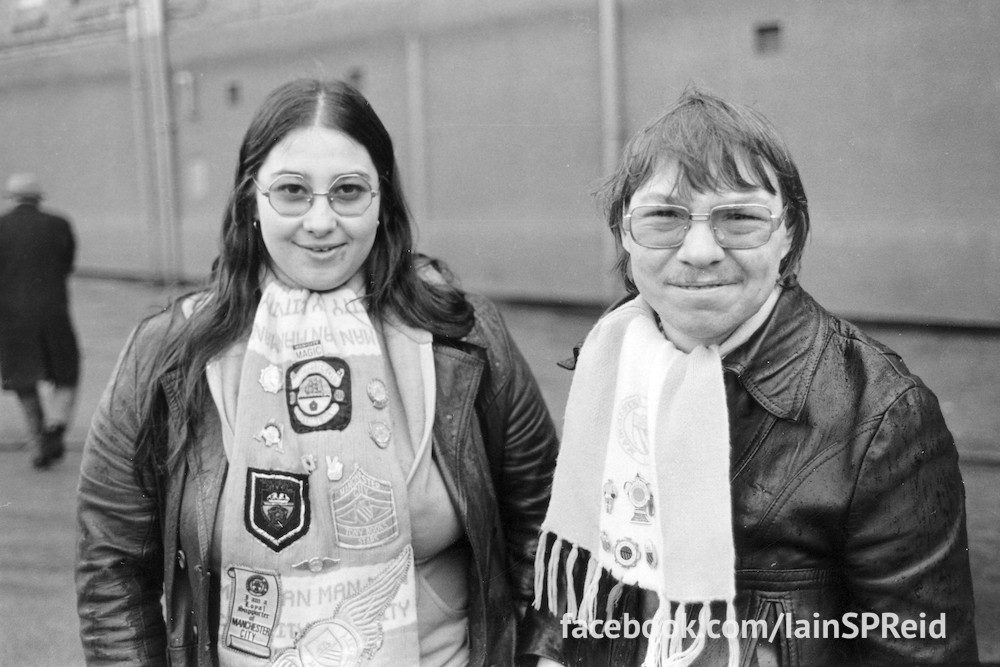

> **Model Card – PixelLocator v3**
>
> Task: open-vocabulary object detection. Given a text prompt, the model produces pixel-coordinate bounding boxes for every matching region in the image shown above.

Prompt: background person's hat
[4,173,43,199]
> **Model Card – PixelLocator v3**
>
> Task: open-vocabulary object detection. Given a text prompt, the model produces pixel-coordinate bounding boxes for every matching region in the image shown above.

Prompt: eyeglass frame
[253,172,380,217]
[622,203,785,250]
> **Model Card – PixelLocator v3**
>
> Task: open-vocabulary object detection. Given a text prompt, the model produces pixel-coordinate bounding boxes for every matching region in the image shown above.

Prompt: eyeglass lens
[627,205,777,249]
[263,174,375,216]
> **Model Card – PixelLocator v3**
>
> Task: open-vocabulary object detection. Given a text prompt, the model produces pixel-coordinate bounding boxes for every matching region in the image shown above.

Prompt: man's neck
[655,286,783,355]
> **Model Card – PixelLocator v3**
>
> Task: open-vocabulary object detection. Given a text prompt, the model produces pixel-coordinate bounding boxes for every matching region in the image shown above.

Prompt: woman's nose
[301,197,339,235]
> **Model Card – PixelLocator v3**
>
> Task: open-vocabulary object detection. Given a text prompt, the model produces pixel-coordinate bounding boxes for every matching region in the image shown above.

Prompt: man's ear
[619,218,635,257]
[779,223,793,261]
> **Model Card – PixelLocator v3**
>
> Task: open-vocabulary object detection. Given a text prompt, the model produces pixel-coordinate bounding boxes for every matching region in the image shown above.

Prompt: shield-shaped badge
[285,357,352,433]
[245,468,311,552]
[330,466,399,549]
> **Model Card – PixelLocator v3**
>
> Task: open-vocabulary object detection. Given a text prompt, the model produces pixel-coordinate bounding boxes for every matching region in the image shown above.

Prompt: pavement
[1,277,998,665]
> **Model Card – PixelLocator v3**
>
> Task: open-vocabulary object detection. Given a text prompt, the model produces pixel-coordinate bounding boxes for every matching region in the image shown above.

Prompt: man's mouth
[670,281,733,289]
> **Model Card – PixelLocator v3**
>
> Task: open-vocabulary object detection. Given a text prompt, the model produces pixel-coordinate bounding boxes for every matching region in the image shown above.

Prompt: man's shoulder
[795,288,930,408]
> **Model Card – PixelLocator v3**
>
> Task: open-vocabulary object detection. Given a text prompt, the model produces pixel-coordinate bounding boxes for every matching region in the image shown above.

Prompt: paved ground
[1,277,998,665]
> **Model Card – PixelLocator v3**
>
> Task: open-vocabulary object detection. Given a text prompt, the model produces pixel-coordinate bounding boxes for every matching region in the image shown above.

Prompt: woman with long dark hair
[76,78,560,667]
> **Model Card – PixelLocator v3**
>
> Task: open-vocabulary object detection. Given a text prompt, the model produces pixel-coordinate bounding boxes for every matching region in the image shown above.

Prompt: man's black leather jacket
[523,282,978,666]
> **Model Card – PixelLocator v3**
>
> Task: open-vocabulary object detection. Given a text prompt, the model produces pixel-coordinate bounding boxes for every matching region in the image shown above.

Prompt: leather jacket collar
[722,281,827,422]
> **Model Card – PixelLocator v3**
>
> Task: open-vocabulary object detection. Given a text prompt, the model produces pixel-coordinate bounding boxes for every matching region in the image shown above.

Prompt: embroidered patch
[330,466,399,549]
[615,394,650,466]
[271,546,413,666]
[245,468,311,552]
[624,473,654,524]
[224,566,280,658]
[286,357,352,433]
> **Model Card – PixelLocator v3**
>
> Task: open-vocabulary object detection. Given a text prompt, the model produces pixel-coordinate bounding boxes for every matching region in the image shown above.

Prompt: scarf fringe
[578,555,602,624]
[547,537,563,615]
[641,600,739,667]
[726,599,741,667]
[564,545,580,617]
[532,539,604,625]
[533,540,740,667]
[532,530,547,611]
[605,580,625,619]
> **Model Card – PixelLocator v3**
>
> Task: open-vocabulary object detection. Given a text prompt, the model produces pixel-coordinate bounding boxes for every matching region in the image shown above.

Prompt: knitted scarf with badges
[534,295,742,667]
[215,279,424,667]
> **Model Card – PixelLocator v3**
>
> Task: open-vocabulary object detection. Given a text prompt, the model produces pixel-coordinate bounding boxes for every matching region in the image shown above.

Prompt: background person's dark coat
[0,201,79,389]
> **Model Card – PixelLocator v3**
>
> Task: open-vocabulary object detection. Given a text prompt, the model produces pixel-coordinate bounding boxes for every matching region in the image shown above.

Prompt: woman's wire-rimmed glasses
[255,173,379,217]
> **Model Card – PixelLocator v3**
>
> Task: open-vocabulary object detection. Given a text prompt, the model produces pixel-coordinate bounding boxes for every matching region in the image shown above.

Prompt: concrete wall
[2,0,998,323]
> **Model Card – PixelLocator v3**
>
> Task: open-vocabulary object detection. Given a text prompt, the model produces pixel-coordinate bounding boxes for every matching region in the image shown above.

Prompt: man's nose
[675,218,726,265]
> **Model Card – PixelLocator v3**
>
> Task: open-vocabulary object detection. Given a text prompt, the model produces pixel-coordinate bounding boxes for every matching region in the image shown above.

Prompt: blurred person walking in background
[75,78,560,666]
[526,88,978,666]
[0,172,80,470]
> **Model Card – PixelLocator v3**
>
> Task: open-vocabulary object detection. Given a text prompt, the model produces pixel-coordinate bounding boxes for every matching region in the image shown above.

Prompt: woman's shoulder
[128,290,208,352]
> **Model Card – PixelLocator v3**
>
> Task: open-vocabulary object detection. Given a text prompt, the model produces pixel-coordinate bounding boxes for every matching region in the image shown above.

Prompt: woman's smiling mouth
[296,242,344,255]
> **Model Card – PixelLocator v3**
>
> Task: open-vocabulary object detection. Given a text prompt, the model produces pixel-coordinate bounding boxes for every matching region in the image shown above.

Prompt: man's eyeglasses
[623,204,784,249]
[254,173,378,217]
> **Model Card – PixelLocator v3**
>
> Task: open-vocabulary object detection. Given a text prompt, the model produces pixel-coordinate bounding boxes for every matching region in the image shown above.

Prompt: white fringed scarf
[535,294,751,667]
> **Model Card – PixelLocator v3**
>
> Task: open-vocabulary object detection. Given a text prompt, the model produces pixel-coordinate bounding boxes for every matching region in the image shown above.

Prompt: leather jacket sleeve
[844,383,978,663]
[467,295,562,655]
[75,322,169,666]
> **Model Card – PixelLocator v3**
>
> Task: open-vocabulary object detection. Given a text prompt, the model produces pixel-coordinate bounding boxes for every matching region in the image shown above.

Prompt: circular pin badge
[369,420,392,448]
[613,537,641,568]
[258,365,283,394]
[367,378,388,409]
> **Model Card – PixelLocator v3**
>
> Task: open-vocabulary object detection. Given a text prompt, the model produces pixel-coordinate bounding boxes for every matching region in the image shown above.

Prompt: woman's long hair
[132,79,473,481]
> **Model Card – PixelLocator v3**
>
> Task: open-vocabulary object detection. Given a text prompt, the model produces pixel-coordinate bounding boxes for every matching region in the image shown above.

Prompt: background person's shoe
[32,425,66,469]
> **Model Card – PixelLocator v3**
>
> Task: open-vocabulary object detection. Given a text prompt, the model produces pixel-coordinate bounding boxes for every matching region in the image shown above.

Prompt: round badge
[258,365,283,394]
[297,375,333,417]
[613,538,641,568]
[367,379,389,409]
[246,574,269,596]
[369,420,392,448]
